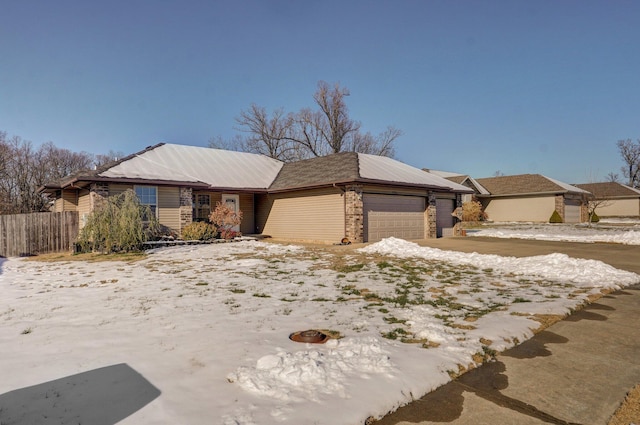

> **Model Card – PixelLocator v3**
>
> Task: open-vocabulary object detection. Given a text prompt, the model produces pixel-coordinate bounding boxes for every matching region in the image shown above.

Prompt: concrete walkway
[376,237,640,425]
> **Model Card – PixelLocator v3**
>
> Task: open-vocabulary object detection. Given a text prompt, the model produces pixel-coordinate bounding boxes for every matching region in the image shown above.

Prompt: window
[134,186,157,218]
[193,194,211,222]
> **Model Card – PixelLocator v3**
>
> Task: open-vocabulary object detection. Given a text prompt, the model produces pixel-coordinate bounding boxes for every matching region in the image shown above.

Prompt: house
[40,143,473,243]
[473,174,590,223]
[573,182,640,218]
[423,169,489,203]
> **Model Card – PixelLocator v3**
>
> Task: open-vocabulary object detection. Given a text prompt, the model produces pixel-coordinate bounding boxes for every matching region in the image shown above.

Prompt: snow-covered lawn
[1,236,639,424]
[468,220,640,245]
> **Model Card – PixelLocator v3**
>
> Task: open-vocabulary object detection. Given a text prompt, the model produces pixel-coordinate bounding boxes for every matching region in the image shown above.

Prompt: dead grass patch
[608,384,640,425]
[25,251,147,263]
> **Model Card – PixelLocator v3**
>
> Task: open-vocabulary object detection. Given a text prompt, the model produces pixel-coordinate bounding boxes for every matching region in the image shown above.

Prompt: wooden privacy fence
[0,212,79,257]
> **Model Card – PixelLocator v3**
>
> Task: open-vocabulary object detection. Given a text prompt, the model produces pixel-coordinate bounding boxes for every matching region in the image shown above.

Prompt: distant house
[423,169,489,203]
[473,174,590,223]
[574,182,640,218]
[40,143,472,243]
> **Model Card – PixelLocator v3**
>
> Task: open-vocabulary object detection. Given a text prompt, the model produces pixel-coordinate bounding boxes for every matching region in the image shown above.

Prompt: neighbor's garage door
[436,198,455,237]
[564,199,581,223]
[363,194,425,243]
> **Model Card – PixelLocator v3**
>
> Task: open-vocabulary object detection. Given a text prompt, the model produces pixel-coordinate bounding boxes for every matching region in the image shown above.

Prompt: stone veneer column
[89,182,109,212]
[555,194,565,221]
[453,193,464,236]
[179,187,193,236]
[425,192,437,239]
[344,185,364,243]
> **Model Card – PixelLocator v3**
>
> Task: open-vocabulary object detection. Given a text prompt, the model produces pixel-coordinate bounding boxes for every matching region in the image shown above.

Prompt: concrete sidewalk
[376,237,640,425]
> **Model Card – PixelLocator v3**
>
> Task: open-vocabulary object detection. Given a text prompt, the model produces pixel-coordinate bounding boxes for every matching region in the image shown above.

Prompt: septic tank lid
[289,330,328,344]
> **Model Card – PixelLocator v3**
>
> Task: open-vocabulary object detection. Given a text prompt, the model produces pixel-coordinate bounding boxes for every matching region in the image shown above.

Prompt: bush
[590,211,600,223]
[77,189,160,253]
[182,222,217,241]
[549,210,563,223]
[462,200,487,222]
[209,201,243,239]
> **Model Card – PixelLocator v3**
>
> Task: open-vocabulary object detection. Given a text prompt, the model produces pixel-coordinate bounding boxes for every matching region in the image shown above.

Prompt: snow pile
[469,224,640,245]
[359,237,640,289]
[227,336,394,402]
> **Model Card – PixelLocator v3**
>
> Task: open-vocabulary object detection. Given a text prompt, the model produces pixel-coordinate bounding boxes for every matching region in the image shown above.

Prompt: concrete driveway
[376,237,640,425]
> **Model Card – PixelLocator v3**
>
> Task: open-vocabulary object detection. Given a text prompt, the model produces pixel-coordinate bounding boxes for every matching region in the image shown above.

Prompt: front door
[221,194,240,232]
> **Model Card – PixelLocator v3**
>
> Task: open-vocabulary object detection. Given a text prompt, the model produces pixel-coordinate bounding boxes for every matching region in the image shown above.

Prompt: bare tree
[605,172,620,183]
[234,104,298,161]
[616,138,640,187]
[233,81,402,161]
[95,150,125,168]
[0,132,95,214]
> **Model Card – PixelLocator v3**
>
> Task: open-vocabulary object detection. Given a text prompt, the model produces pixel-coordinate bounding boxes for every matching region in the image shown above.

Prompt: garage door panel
[363,194,425,243]
[436,198,455,238]
[564,200,581,223]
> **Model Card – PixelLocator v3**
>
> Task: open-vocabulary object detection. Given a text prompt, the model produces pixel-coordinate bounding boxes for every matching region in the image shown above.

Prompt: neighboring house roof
[269,152,473,192]
[423,169,490,195]
[474,174,589,197]
[574,182,640,199]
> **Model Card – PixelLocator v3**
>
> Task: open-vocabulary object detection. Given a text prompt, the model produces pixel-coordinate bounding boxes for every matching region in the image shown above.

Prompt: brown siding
[110,184,133,197]
[53,190,78,212]
[257,187,345,243]
[77,189,92,229]
[238,193,255,234]
[158,187,180,233]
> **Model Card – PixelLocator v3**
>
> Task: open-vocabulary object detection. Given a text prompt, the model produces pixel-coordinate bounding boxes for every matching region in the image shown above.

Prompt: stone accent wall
[89,182,109,212]
[344,185,363,243]
[581,199,589,223]
[425,192,437,239]
[179,187,193,236]
[453,193,464,236]
[555,195,564,221]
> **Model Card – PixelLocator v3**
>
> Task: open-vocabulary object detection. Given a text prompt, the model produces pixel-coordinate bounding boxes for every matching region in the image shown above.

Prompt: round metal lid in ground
[289,330,328,344]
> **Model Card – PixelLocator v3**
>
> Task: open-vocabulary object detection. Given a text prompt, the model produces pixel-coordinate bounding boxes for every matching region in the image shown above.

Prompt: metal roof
[100,143,284,189]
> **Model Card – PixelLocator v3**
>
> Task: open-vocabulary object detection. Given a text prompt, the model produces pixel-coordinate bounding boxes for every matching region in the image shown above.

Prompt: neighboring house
[473,174,590,223]
[424,169,489,203]
[574,182,640,218]
[40,143,472,243]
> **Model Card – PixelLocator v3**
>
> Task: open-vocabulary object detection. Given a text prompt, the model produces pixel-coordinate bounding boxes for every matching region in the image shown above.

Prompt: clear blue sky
[2,0,638,183]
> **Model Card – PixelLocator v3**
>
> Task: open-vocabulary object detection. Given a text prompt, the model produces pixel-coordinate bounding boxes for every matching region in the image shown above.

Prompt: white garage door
[436,198,455,237]
[363,194,425,243]
[564,200,581,223]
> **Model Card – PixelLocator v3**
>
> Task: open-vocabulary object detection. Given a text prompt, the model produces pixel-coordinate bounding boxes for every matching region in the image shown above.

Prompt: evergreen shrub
[549,210,563,223]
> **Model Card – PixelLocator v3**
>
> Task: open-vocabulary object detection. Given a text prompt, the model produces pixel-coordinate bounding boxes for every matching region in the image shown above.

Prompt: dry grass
[25,251,147,263]
[608,384,640,425]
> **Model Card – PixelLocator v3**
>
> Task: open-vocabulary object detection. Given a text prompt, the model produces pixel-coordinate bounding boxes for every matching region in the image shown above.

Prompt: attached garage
[564,199,581,223]
[363,194,425,242]
[436,197,455,237]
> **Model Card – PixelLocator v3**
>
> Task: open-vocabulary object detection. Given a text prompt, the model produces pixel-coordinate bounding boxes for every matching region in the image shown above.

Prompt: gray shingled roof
[269,152,473,192]
[475,174,588,196]
[574,182,640,198]
[269,152,360,190]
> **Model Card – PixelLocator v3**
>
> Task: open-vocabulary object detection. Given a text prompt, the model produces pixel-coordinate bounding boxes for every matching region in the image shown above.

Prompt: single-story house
[423,169,489,203]
[473,174,590,223]
[574,182,640,218]
[40,143,473,243]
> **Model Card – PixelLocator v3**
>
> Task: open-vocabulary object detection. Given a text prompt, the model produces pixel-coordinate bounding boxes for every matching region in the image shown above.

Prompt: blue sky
[1,0,638,183]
